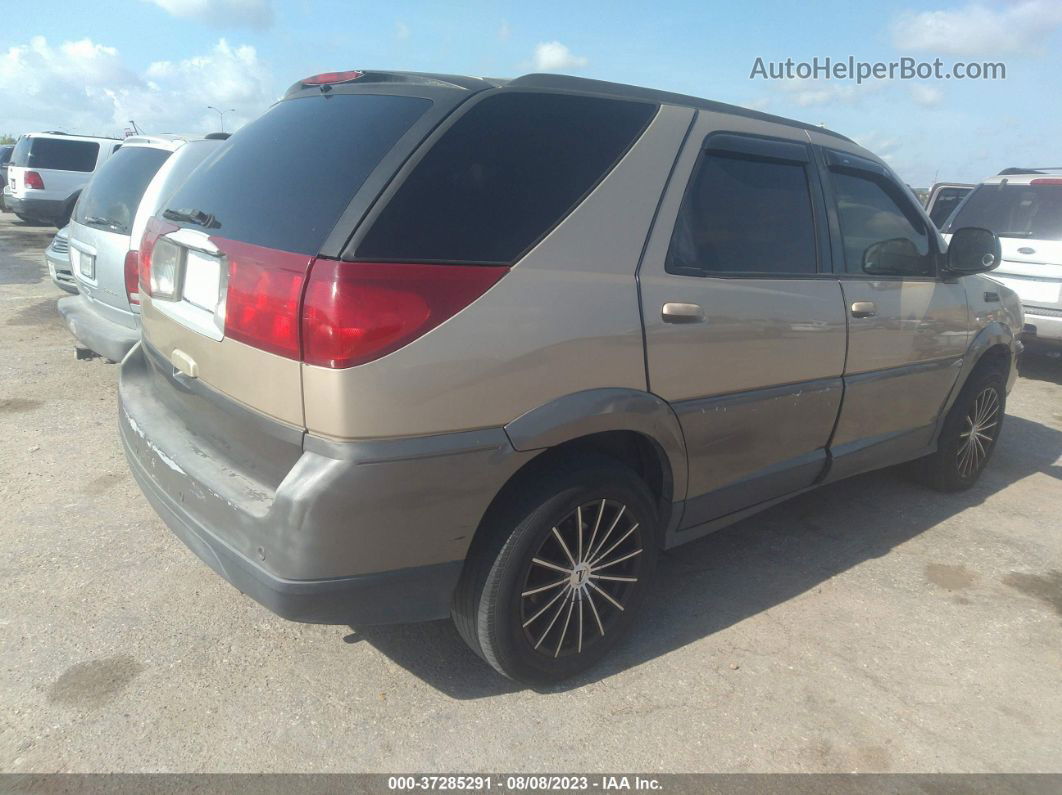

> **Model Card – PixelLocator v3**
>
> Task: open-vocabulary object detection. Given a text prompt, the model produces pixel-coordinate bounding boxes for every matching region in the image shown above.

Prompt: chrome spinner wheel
[957,385,1000,479]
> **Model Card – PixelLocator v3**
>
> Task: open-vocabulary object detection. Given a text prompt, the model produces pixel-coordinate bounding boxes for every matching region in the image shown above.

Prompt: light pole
[207,106,236,133]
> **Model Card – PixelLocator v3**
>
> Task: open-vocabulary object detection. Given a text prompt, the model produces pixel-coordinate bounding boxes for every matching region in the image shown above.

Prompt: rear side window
[831,169,933,276]
[947,183,1062,240]
[74,146,171,235]
[15,138,100,172]
[667,152,818,276]
[162,94,431,255]
[928,187,971,228]
[0,147,12,166]
[355,92,657,264]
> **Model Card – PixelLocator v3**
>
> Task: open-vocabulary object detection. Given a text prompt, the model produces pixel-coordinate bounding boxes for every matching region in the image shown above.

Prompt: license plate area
[78,252,96,280]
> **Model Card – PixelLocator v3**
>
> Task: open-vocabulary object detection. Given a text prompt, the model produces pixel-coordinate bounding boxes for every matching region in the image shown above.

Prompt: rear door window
[161,94,432,255]
[667,151,818,276]
[355,91,657,264]
[74,146,172,235]
[928,186,971,228]
[15,138,101,172]
[946,183,1062,240]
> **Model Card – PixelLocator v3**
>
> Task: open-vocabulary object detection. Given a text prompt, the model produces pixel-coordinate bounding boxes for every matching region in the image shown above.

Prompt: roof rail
[997,166,1062,175]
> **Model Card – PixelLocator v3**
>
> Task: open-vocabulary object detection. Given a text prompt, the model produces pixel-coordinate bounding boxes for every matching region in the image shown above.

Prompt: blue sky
[3,0,1061,185]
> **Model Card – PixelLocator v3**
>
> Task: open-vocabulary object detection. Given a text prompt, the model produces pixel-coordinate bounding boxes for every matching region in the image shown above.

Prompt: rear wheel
[914,365,1006,491]
[453,459,658,684]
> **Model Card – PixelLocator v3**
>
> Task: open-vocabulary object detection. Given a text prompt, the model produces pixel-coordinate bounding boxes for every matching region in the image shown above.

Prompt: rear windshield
[161,94,431,255]
[0,146,12,166]
[947,183,1062,240]
[11,137,100,172]
[356,91,657,264]
[74,146,172,236]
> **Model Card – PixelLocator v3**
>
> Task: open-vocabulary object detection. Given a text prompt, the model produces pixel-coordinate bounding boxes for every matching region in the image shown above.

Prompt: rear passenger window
[831,169,934,276]
[25,138,100,172]
[667,152,818,276]
[355,92,657,264]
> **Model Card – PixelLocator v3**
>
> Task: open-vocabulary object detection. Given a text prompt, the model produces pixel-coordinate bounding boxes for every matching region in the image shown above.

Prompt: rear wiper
[83,215,122,231]
[163,207,220,229]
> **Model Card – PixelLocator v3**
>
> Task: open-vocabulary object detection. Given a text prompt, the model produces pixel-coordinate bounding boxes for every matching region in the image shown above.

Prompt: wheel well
[973,343,1010,376]
[469,431,674,559]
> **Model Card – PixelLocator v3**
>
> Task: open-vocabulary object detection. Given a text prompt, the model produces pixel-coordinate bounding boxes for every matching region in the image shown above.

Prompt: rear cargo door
[139,90,441,427]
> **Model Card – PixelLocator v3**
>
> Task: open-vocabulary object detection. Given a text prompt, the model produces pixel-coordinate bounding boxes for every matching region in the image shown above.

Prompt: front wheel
[453,459,658,685]
[914,366,1006,491]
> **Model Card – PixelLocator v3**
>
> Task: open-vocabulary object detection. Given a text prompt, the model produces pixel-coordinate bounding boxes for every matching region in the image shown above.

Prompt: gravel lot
[1,213,1060,774]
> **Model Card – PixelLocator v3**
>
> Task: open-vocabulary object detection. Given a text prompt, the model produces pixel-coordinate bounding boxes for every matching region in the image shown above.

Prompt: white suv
[6,132,121,227]
[944,169,1062,346]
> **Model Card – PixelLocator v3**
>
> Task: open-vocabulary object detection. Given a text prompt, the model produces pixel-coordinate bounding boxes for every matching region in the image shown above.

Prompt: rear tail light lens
[223,242,312,359]
[301,261,508,368]
[24,171,44,190]
[138,216,179,298]
[124,250,140,306]
[148,238,182,299]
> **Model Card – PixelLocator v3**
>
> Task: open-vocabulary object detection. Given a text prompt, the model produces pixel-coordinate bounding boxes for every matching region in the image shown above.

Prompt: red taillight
[1030,178,1062,185]
[223,241,312,359]
[124,250,140,305]
[301,70,364,86]
[302,261,508,368]
[24,171,44,190]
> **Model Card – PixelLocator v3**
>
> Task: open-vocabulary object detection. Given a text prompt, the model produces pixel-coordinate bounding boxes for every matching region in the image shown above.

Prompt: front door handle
[662,302,705,323]
[850,301,877,318]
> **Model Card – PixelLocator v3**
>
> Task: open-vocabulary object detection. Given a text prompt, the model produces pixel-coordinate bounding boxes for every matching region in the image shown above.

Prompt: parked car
[0,144,13,212]
[943,168,1062,346]
[5,132,121,226]
[925,182,973,228]
[119,71,1020,684]
[45,226,77,294]
[59,135,222,361]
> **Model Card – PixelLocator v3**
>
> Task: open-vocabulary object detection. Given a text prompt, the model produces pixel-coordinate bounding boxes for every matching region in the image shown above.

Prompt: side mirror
[946,227,1001,275]
[863,237,921,275]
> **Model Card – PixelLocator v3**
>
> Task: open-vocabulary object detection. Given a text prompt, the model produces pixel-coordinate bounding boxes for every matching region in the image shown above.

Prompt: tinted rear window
[13,137,100,172]
[355,91,657,264]
[74,146,171,235]
[162,94,431,255]
[0,146,12,166]
[947,183,1062,240]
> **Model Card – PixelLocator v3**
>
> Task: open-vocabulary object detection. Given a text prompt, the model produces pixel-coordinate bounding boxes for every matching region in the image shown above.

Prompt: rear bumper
[1022,310,1062,344]
[6,195,63,221]
[58,295,139,360]
[119,341,535,625]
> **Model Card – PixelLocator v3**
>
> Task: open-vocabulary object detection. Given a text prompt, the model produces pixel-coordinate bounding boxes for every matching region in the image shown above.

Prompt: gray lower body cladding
[119,341,538,625]
[6,196,64,222]
[58,295,139,361]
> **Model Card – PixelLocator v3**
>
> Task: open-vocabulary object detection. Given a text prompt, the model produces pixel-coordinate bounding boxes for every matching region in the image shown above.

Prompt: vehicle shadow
[349,412,1062,698]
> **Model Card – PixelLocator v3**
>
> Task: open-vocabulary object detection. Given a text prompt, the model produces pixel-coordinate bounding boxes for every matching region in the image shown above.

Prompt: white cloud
[892,0,1062,55]
[774,79,879,107]
[143,0,273,30]
[0,36,273,137]
[909,83,944,106]
[532,41,588,71]
[395,20,410,40]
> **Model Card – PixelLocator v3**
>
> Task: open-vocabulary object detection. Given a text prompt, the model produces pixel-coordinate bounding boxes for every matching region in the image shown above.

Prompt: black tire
[452,457,658,685]
[913,365,1006,491]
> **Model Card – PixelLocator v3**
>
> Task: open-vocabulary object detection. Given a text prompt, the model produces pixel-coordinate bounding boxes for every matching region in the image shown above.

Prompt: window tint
[0,146,12,166]
[831,169,933,276]
[928,187,971,228]
[74,146,172,236]
[163,94,431,255]
[356,92,656,264]
[947,183,1062,240]
[667,152,817,276]
[18,138,101,172]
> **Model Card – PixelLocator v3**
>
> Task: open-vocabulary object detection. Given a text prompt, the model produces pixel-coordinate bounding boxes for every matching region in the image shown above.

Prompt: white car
[6,132,122,227]
[944,169,1062,346]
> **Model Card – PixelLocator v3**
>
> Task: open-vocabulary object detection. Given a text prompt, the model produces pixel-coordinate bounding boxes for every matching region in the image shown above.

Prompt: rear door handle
[850,301,877,318]
[662,302,705,323]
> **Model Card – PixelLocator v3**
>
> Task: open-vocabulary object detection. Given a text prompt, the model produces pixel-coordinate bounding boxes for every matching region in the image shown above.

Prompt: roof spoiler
[997,166,1062,175]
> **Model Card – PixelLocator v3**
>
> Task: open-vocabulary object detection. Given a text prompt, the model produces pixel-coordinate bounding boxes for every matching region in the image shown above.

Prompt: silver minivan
[119,71,1022,684]
[60,136,222,361]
